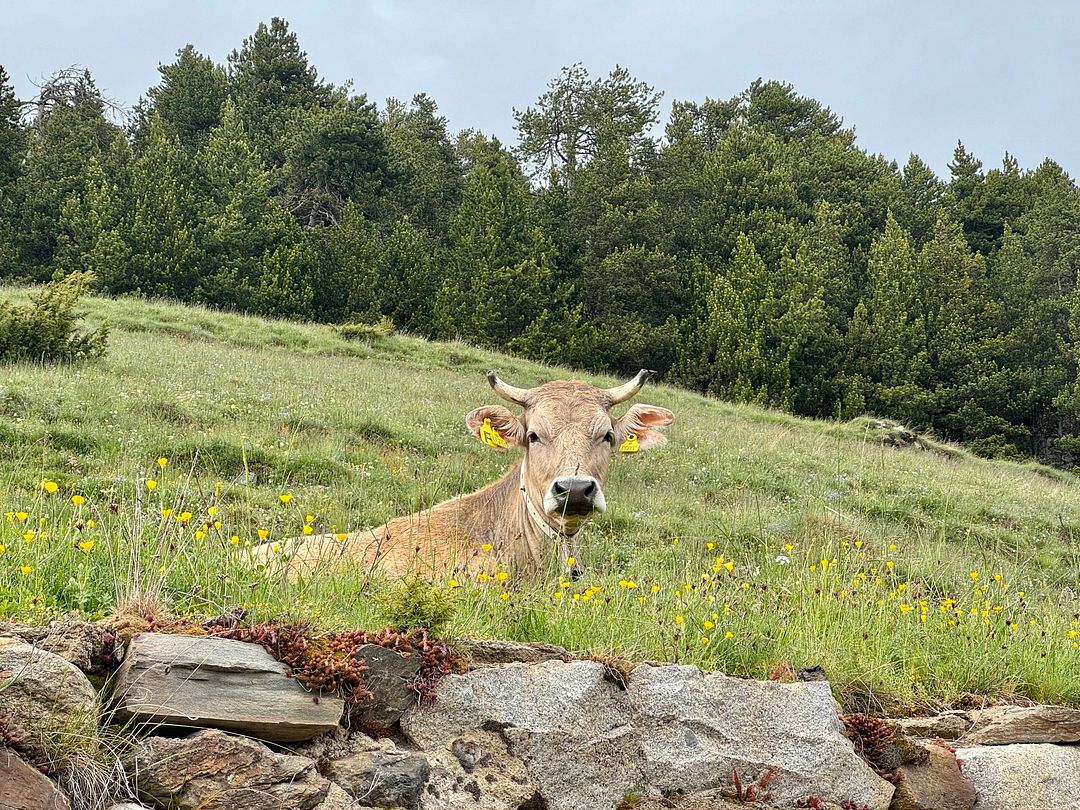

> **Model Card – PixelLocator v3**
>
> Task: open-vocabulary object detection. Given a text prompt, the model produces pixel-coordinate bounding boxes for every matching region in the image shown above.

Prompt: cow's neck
[518,459,582,563]
[455,460,579,572]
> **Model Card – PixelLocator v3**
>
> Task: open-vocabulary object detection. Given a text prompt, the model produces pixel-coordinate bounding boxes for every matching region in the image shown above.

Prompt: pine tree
[313,201,381,321]
[433,149,562,348]
[382,94,464,233]
[0,65,23,190]
[849,215,932,425]
[375,218,439,333]
[0,66,25,275]
[13,69,123,276]
[55,156,130,286]
[896,154,945,247]
[281,90,394,226]
[133,45,227,151]
[124,115,202,297]
[254,232,316,319]
[196,98,290,309]
[227,18,331,169]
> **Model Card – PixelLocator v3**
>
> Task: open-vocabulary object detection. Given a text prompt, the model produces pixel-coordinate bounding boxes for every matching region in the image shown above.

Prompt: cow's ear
[466,405,525,449]
[613,404,674,452]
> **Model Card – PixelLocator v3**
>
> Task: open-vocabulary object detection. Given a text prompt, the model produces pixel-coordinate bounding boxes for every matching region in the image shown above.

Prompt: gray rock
[957,743,1080,810]
[0,747,71,810]
[325,749,430,809]
[353,643,423,731]
[0,619,122,675]
[960,704,1080,745]
[0,637,99,767]
[112,633,343,742]
[290,725,389,764]
[629,664,894,810]
[314,783,356,810]
[422,730,538,810]
[131,728,332,810]
[403,660,895,810]
[402,660,640,810]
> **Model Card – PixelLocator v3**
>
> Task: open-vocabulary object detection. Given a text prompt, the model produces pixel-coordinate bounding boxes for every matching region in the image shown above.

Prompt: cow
[258,369,674,581]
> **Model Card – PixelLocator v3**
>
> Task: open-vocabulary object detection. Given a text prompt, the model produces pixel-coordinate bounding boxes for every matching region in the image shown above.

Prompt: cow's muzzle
[544,475,607,519]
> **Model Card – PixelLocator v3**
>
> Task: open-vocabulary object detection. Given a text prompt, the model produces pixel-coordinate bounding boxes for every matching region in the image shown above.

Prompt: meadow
[1,287,1078,713]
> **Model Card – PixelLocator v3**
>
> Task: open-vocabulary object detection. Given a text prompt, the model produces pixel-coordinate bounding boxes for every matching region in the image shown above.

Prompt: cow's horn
[605,369,654,405]
[487,371,532,406]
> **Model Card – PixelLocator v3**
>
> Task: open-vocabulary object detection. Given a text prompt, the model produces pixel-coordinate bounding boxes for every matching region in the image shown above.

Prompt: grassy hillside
[2,286,1079,711]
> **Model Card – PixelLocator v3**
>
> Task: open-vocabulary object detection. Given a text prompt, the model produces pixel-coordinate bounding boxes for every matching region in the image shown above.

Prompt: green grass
[2,286,1079,712]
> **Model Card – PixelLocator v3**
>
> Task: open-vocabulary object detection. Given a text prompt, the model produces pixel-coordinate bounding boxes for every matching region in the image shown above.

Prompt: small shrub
[338,315,395,343]
[0,273,109,362]
[377,576,458,636]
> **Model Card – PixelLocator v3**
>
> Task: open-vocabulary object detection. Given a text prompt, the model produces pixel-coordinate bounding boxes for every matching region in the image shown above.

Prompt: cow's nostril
[582,480,597,497]
[552,479,569,495]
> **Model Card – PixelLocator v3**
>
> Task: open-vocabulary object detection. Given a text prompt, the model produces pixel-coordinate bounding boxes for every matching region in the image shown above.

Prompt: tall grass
[1,287,1079,710]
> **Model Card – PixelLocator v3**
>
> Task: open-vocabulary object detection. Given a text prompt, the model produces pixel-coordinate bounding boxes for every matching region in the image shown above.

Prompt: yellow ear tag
[480,418,507,449]
[619,433,640,454]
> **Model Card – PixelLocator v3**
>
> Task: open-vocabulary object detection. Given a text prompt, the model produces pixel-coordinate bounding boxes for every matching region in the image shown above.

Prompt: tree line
[2,18,1079,464]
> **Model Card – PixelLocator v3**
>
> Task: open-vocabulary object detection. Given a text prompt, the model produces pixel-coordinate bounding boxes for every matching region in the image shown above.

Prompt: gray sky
[2,1,1076,178]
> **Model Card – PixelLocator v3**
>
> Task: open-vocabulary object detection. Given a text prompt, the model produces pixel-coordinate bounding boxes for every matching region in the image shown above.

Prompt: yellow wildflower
[20,566,32,575]
[41,481,58,494]
[22,531,34,543]
[71,495,85,506]
[145,479,158,491]
[303,525,314,536]
[279,493,293,504]
[257,529,269,540]
[78,539,95,553]
[481,543,493,552]
[157,456,168,468]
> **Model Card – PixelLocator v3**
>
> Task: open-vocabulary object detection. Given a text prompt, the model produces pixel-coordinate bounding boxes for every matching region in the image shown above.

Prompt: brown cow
[259,370,674,580]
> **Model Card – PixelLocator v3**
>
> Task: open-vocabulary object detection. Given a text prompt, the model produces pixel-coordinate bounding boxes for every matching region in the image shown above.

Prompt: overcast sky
[2,1,1076,178]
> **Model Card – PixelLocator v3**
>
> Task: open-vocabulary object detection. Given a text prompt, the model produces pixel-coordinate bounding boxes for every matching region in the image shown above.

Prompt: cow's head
[465,370,674,537]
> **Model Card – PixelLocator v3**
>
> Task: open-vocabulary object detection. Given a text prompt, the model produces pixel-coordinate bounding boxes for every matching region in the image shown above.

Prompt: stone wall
[0,623,1077,810]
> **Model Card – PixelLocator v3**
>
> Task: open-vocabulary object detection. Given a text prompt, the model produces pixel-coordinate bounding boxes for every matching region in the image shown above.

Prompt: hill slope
[2,288,1079,710]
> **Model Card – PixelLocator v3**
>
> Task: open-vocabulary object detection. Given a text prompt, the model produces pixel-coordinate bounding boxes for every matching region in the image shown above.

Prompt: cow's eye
[603,431,615,444]
[527,431,541,444]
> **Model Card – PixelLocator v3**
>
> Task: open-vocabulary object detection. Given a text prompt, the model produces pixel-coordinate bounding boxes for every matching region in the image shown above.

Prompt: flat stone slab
[959,704,1080,745]
[892,712,972,741]
[112,632,343,742]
